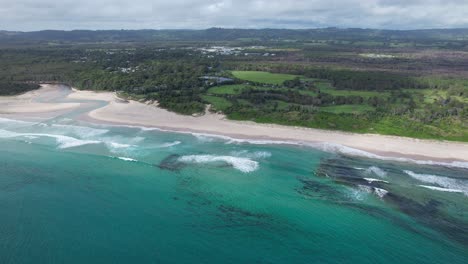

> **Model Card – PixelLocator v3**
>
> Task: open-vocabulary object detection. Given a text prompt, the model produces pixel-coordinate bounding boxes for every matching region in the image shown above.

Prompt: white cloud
[0,0,467,31]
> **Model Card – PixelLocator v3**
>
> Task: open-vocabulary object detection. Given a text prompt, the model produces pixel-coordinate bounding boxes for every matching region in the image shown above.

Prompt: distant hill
[1,28,468,44]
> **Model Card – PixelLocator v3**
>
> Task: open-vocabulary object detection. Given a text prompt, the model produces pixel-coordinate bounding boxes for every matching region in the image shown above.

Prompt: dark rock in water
[157,154,185,171]
[218,205,268,219]
[384,193,441,217]
[314,155,468,246]
[315,156,391,189]
[385,193,468,245]
[296,177,344,201]
[213,204,286,231]
[315,156,362,180]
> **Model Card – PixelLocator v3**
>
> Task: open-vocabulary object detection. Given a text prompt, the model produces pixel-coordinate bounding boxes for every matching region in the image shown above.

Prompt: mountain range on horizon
[2,27,468,44]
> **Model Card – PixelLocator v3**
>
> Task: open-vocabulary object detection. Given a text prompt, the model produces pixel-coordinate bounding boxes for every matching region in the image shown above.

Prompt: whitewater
[1,85,468,263]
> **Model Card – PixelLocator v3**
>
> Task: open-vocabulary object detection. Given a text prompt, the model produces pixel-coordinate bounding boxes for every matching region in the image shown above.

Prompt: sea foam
[111,156,138,162]
[0,129,101,149]
[49,123,109,138]
[107,142,134,149]
[196,135,468,170]
[404,170,468,196]
[158,141,181,148]
[177,154,259,173]
[313,142,468,169]
[364,178,389,184]
[418,185,464,194]
[364,166,387,178]
[57,121,468,170]
[230,150,272,159]
[354,185,388,199]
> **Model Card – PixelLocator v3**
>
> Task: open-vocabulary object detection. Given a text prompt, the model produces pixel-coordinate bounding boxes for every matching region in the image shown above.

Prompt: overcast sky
[1,0,468,31]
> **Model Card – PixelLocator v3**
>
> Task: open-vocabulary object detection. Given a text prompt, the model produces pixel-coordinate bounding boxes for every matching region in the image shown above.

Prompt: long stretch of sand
[0,85,79,114]
[2,85,468,163]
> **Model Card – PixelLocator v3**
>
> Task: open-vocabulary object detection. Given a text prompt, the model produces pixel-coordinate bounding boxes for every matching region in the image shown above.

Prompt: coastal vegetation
[0,28,466,141]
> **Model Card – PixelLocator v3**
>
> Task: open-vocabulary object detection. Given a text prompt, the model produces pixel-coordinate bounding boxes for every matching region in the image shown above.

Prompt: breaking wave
[353,185,388,199]
[158,141,181,148]
[404,170,468,196]
[48,123,109,138]
[364,166,387,178]
[0,129,101,149]
[230,150,272,159]
[418,185,464,194]
[94,122,467,170]
[364,178,389,184]
[54,136,101,149]
[189,134,468,170]
[312,142,468,169]
[111,156,138,162]
[107,142,133,149]
[177,154,259,173]
[374,188,389,198]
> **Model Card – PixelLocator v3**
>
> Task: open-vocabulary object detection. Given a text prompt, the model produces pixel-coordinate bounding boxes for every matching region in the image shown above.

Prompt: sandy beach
[2,84,468,163]
[0,85,79,114]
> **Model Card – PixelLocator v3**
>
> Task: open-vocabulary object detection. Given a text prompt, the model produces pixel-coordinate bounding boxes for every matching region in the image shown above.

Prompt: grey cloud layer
[1,0,467,30]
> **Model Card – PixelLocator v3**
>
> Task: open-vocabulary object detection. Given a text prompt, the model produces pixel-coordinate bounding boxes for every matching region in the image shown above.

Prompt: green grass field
[201,95,232,111]
[316,81,388,98]
[207,84,248,95]
[231,71,299,84]
[208,84,317,96]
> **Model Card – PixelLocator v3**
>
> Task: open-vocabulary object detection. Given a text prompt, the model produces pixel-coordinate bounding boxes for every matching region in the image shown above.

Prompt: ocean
[0,93,467,263]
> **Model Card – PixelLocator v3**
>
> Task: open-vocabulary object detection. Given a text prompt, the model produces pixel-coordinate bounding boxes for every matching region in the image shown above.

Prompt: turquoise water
[0,90,467,263]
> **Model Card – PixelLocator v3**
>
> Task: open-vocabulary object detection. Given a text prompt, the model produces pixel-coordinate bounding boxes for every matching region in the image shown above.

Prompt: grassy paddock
[231,71,299,84]
[207,84,248,95]
[316,82,389,98]
[201,95,232,111]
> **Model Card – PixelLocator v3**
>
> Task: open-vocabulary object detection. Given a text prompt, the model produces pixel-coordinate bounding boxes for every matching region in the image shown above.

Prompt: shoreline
[82,114,468,166]
[2,84,468,164]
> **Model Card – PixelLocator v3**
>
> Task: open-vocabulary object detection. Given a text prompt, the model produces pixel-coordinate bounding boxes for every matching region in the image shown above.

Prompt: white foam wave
[418,185,464,194]
[349,185,371,201]
[194,135,468,170]
[313,142,468,169]
[55,136,100,149]
[374,188,388,198]
[194,134,216,142]
[192,132,293,145]
[107,142,133,148]
[50,123,109,138]
[230,150,272,159]
[0,129,101,149]
[158,141,181,148]
[85,123,468,170]
[178,154,259,173]
[364,178,389,184]
[100,136,144,153]
[404,170,468,196]
[352,185,388,200]
[364,166,387,178]
[111,156,138,162]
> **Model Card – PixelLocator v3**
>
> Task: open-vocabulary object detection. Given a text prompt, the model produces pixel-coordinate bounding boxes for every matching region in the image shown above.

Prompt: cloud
[0,0,467,31]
